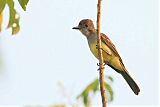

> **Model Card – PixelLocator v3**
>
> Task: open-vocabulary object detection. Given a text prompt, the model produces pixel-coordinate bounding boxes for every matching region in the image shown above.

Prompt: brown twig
[97,0,107,107]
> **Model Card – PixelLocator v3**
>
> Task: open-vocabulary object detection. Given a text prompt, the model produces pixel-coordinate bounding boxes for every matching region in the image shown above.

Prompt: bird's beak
[72,26,80,30]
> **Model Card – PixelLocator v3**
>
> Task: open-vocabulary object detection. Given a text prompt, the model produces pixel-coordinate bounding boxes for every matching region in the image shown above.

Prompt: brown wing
[101,33,125,67]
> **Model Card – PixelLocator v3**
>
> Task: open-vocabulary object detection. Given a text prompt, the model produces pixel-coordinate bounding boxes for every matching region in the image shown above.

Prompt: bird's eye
[85,24,88,27]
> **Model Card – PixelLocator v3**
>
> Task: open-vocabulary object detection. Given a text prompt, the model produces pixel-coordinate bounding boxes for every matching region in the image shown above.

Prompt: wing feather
[101,33,125,67]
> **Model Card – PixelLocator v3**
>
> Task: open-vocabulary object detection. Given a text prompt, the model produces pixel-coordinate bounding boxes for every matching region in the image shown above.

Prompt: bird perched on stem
[72,19,140,95]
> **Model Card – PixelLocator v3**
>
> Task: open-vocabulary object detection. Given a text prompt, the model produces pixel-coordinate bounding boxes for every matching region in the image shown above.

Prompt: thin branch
[97,0,107,107]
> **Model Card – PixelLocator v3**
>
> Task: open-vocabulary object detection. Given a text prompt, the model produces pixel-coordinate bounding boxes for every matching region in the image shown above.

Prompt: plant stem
[97,0,107,107]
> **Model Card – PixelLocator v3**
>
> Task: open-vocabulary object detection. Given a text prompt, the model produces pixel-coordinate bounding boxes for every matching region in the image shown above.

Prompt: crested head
[72,19,96,37]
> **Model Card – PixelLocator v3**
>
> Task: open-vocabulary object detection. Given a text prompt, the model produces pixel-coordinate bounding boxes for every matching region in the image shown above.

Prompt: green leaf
[77,78,99,107]
[92,79,99,92]
[49,105,65,107]
[0,0,6,31]
[6,0,20,35]
[83,94,89,106]
[77,79,99,98]
[12,16,20,35]
[77,77,114,106]
[106,76,114,82]
[104,82,114,102]
[0,0,6,14]
[0,12,2,31]
[18,0,29,11]
[7,0,15,27]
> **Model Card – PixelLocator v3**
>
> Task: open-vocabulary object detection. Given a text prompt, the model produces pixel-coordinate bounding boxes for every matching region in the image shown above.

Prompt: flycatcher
[72,19,140,95]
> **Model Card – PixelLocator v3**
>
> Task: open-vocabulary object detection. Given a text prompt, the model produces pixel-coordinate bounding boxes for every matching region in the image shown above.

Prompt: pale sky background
[0,0,159,106]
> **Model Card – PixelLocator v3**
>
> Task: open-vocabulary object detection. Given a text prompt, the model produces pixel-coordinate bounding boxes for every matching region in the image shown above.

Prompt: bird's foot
[97,63,105,71]
[97,62,106,66]
[96,45,102,50]
[97,66,105,71]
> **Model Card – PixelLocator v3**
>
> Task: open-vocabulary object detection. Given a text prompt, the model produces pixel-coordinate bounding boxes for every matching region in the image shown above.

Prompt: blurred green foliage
[77,76,114,107]
[0,0,29,35]
[0,12,2,31]
[24,76,114,107]
[18,0,29,11]
[25,105,66,107]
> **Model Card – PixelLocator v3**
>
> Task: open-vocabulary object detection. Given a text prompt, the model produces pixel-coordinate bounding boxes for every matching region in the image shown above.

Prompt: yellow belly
[89,42,112,61]
[89,42,123,71]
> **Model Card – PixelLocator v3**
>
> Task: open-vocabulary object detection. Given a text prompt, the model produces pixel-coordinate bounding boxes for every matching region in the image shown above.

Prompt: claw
[97,66,105,71]
[97,63,105,71]
[97,68,100,71]
[96,45,102,50]
[96,45,98,49]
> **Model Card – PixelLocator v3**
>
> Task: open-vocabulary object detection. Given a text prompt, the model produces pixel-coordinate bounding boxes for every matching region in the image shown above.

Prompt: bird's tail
[121,70,140,95]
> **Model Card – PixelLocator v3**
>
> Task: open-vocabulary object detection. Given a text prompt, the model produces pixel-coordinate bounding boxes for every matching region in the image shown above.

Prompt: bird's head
[72,19,95,37]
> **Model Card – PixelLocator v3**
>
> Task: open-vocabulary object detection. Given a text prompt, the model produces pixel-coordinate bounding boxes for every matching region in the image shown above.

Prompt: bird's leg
[97,62,105,71]
[96,44,107,70]
[97,62,106,66]
[96,44,101,50]
[97,63,100,66]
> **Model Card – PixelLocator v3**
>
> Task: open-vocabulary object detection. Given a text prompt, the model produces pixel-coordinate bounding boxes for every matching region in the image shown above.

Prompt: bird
[72,19,140,95]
